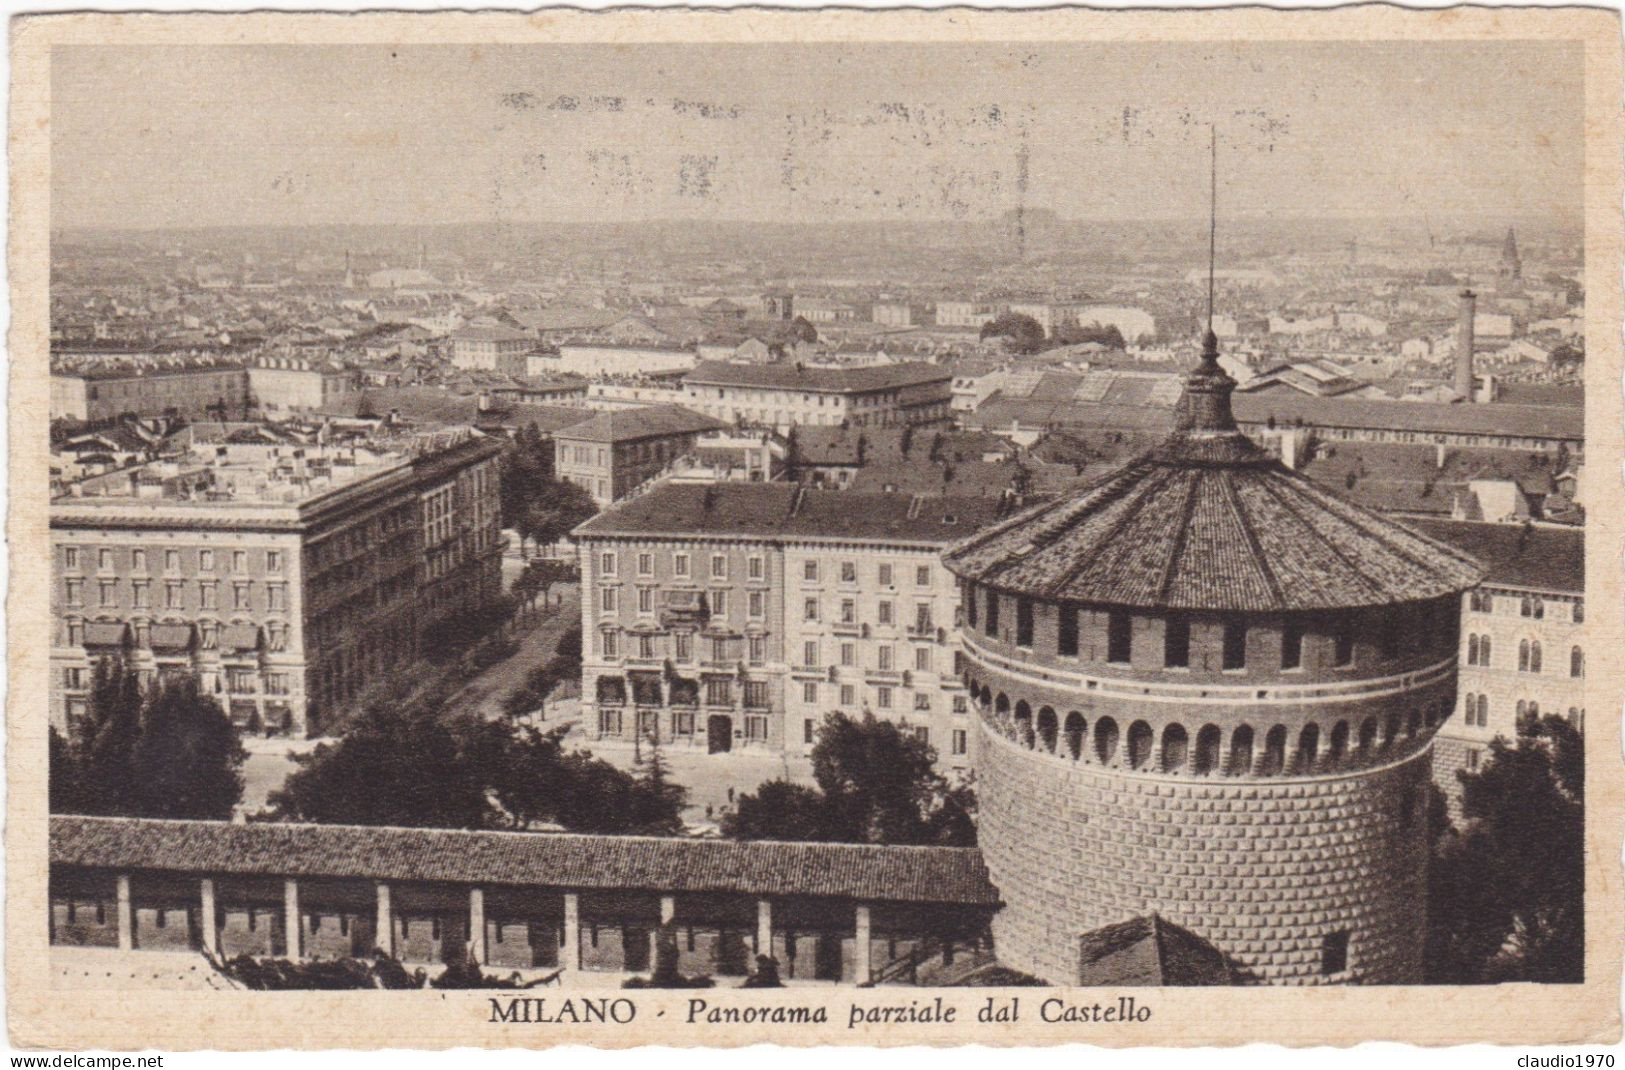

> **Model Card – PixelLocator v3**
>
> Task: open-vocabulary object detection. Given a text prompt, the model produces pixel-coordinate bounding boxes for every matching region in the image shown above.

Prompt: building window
[168,582,186,609]
[984,591,999,638]
[878,564,893,587]
[1321,931,1349,976]
[1222,619,1247,671]
[1015,598,1034,648]
[913,693,931,712]
[745,714,769,741]
[165,550,180,571]
[674,632,691,662]
[637,635,656,660]
[131,581,149,609]
[1467,747,1480,771]
[840,599,856,625]
[200,582,217,610]
[1164,616,1190,668]
[673,553,689,578]
[878,600,894,626]
[672,710,694,736]
[803,561,818,582]
[637,587,654,614]
[711,554,727,579]
[916,565,931,587]
[637,553,653,576]
[1574,600,1585,624]
[711,636,729,663]
[710,590,728,617]
[748,556,764,580]
[952,729,968,756]
[1333,624,1354,668]
[266,550,281,572]
[841,562,856,583]
[600,588,617,613]
[914,647,931,672]
[1479,635,1493,667]
[841,642,855,667]
[1467,633,1480,665]
[233,550,247,573]
[877,686,892,709]
[748,591,765,618]
[878,645,893,672]
[1281,621,1304,669]
[599,709,623,736]
[98,580,117,608]
[64,579,82,607]
[1476,694,1488,726]
[804,718,816,744]
[840,684,856,706]
[705,678,732,706]
[1529,640,1543,673]
[1571,646,1584,678]
[64,547,79,570]
[803,682,818,704]
[744,680,769,709]
[1107,611,1132,665]
[748,635,766,666]
[804,598,819,622]
[98,548,113,571]
[601,631,619,658]
[267,584,286,611]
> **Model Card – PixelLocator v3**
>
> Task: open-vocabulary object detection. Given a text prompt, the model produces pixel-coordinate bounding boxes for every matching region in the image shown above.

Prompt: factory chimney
[1455,289,1477,402]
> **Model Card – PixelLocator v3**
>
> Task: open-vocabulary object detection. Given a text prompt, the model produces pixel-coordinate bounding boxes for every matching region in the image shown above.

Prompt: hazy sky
[51,41,1582,230]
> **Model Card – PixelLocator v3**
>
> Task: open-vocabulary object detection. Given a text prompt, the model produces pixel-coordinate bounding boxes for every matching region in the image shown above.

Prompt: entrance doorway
[707,715,733,754]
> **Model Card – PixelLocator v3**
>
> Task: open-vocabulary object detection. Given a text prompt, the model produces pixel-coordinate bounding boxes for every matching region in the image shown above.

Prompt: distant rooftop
[684,360,951,394]
[554,404,724,445]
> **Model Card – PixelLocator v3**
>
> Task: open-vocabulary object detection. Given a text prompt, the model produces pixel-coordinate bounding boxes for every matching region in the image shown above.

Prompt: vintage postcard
[7,6,1622,1051]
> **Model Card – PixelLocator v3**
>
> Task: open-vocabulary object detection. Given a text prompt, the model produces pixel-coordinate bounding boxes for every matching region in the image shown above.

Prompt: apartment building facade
[681,361,954,432]
[50,429,504,736]
[1413,519,1585,814]
[51,363,252,423]
[572,483,1000,769]
[553,405,725,508]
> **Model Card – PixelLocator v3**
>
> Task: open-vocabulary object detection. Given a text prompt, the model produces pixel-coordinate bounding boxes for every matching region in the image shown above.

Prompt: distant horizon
[52,41,1583,232]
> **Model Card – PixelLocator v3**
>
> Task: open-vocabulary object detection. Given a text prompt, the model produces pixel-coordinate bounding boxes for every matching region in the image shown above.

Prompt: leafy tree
[267,695,501,830]
[519,480,598,555]
[1426,714,1583,983]
[723,780,833,841]
[128,676,248,820]
[51,659,245,821]
[786,316,818,345]
[513,558,578,616]
[1053,322,1127,349]
[724,713,976,846]
[499,422,557,545]
[979,312,1047,354]
[629,737,688,837]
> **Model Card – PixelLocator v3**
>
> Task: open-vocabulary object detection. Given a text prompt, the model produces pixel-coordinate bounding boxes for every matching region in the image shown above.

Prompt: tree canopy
[268,676,684,836]
[724,712,976,846]
[50,659,245,821]
[1426,714,1583,983]
[979,312,1047,354]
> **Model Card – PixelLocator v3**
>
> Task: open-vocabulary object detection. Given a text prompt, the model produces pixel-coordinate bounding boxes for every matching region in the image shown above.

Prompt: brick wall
[976,719,1432,985]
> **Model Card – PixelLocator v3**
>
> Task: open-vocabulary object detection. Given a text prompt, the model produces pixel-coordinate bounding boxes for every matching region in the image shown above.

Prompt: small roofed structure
[1076,914,1235,986]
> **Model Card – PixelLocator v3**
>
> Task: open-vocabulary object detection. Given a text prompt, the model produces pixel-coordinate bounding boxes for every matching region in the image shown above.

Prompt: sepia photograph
[7,6,1622,1051]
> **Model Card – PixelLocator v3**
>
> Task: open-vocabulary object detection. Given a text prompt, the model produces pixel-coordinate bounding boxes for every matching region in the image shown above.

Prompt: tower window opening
[1127,721,1154,770]
[1016,598,1035,648]
[1222,619,1247,671]
[1281,621,1304,670]
[1227,725,1254,776]
[1107,611,1132,665]
[1321,931,1350,976]
[1193,724,1222,775]
[1057,606,1079,657]
[1064,712,1086,760]
[984,591,999,638]
[1258,725,1287,776]
[1164,616,1190,669]
[964,583,977,628]
[1093,717,1119,765]
[1037,707,1058,753]
[1333,624,1355,668]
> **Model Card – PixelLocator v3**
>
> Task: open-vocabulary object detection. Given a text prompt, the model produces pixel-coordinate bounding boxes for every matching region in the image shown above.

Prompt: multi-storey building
[448,324,535,374]
[1412,519,1585,812]
[681,361,953,432]
[51,362,251,422]
[248,357,359,415]
[554,405,725,508]
[571,483,1000,767]
[50,426,504,736]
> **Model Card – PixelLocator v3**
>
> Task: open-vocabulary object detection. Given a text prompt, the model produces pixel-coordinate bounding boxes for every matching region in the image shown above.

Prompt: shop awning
[82,622,128,648]
[221,623,261,652]
[149,623,194,653]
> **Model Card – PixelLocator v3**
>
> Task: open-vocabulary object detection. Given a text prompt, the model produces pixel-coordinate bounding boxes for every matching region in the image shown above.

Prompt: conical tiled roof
[943,333,1485,612]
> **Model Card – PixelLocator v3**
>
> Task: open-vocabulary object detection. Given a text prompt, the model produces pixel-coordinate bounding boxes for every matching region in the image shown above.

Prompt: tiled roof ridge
[1217,470,1287,609]
[52,813,982,855]
[1250,472,1387,604]
[1283,467,1488,581]
[1042,465,1178,600]
[1152,474,1202,606]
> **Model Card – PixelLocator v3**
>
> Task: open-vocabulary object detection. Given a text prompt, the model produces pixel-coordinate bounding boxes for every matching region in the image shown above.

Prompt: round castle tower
[944,332,1485,985]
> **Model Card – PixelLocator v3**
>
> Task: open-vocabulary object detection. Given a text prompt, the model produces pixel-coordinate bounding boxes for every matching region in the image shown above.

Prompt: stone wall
[976,719,1432,985]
